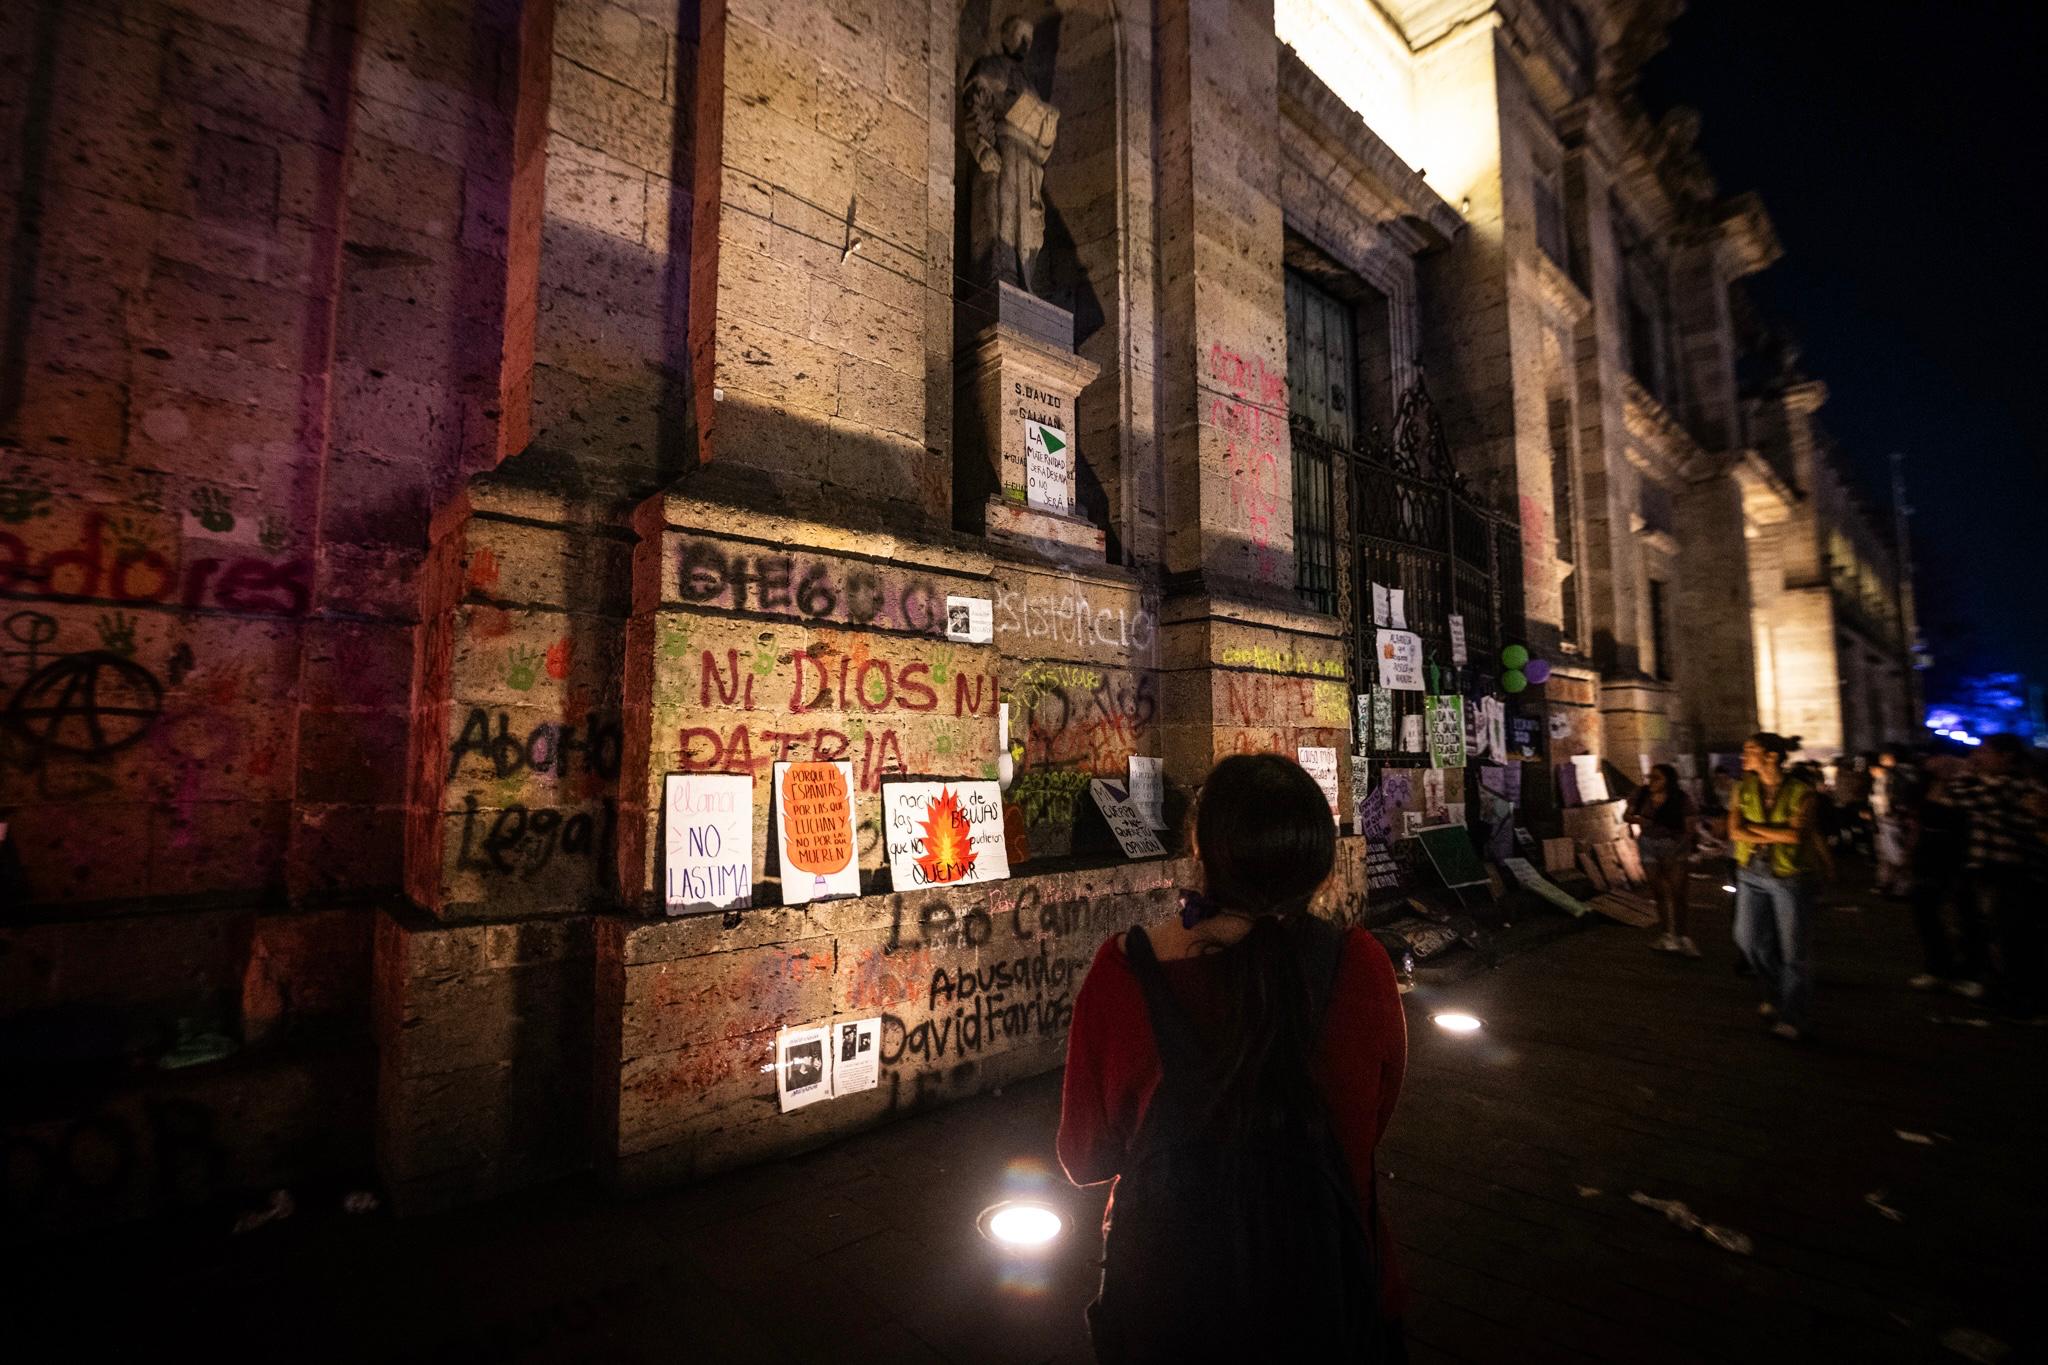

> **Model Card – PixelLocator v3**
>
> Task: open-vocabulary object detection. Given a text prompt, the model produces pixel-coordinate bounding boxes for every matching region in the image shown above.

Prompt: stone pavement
[14,877,2046,1364]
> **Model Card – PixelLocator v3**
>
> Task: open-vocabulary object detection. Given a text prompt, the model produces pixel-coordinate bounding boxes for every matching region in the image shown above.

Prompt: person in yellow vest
[1728,732,1819,1041]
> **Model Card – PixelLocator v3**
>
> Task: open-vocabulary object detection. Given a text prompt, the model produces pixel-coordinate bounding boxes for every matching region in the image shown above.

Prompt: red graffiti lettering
[0,514,311,616]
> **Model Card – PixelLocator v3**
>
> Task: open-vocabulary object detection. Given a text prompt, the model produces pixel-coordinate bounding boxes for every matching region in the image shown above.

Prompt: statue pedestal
[955,282,1102,558]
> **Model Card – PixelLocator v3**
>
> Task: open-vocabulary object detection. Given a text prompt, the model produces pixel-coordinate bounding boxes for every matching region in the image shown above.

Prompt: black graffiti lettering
[459,794,615,878]
[796,563,836,618]
[447,708,524,779]
[446,707,623,781]
[486,806,528,872]
[562,811,593,855]
[3,608,59,675]
[1,650,163,760]
[676,540,728,602]
[756,556,792,610]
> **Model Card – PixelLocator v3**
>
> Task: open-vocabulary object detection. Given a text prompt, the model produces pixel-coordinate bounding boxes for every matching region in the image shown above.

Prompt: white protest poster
[1127,755,1167,829]
[1486,698,1508,763]
[1023,419,1073,514]
[1389,588,1407,630]
[1297,746,1340,822]
[830,1017,882,1097]
[1502,856,1589,918]
[1350,754,1371,831]
[1371,582,1391,628]
[775,1023,832,1113]
[1376,629,1425,691]
[1571,754,1609,804]
[1448,614,1468,665]
[664,773,754,914]
[774,761,861,905]
[1090,779,1167,859]
[944,595,994,643]
[883,780,1011,890]
[1400,713,1425,753]
[1423,767,1448,825]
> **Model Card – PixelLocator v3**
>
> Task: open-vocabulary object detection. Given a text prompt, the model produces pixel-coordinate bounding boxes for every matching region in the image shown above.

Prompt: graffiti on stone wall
[455,793,617,878]
[869,878,1168,1110]
[445,704,623,883]
[673,539,963,638]
[1,611,164,769]
[1219,671,1349,730]
[1217,644,1344,677]
[0,508,311,617]
[675,632,997,791]
[1008,660,1156,779]
[994,579,1157,652]
[884,943,1087,1065]
[446,707,624,785]
[1207,343,1288,583]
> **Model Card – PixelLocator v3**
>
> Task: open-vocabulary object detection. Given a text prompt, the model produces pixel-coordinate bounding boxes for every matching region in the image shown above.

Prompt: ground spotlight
[978,1200,1064,1251]
[1431,1011,1484,1034]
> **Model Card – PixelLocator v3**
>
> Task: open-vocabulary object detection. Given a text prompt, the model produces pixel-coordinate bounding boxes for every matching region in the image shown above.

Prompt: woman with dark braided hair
[1058,754,1408,1362]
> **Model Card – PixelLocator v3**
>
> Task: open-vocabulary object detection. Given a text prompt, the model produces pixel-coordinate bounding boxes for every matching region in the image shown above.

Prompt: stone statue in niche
[963,16,1058,295]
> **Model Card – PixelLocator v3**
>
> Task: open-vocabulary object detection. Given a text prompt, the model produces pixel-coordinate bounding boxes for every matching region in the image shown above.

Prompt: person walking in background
[1059,754,1409,1361]
[1832,753,1875,859]
[1870,746,1916,897]
[1629,763,1699,956]
[1941,735,2048,1022]
[1729,732,1821,1041]
[1906,750,1973,993]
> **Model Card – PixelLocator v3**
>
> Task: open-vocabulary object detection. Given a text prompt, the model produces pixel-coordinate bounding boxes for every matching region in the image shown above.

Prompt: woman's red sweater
[1055,926,1409,1316]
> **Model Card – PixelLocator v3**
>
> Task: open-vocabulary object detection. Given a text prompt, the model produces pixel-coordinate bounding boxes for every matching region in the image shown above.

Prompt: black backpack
[1088,918,1385,1363]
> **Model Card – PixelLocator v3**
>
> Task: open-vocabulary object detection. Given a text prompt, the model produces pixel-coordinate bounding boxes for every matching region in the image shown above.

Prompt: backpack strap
[1122,926,1210,1127]
[1124,918,1354,1120]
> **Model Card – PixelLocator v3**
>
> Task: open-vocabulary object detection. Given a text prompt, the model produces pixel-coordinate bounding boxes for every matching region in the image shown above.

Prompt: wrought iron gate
[1296,378,1525,761]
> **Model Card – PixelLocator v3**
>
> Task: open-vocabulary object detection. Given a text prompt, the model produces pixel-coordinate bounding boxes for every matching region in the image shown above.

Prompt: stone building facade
[0,0,1911,1224]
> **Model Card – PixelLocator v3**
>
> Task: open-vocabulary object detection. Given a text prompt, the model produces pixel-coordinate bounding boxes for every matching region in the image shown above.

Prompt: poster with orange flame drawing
[881,779,1011,891]
[773,760,861,905]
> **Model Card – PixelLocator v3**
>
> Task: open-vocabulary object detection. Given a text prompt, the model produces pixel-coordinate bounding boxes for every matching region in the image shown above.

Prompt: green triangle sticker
[1039,427,1065,455]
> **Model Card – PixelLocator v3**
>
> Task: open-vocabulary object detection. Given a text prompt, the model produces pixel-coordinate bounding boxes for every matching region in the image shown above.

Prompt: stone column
[1150,0,1347,806]
[355,0,622,1215]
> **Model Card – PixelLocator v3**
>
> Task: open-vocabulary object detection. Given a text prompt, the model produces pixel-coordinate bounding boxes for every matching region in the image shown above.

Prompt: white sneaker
[1769,1022,1804,1042]
[1907,973,1944,991]
[1951,980,1986,1001]
[1652,934,1681,953]
[1678,937,1702,958]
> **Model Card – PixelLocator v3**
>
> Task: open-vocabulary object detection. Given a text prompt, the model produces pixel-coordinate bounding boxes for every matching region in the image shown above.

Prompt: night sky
[1639,0,2048,693]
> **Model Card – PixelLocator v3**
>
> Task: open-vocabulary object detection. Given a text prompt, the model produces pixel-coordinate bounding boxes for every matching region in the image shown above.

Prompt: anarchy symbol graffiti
[2,650,163,758]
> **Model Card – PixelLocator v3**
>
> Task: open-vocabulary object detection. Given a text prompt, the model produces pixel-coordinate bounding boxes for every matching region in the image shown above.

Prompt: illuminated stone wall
[4,0,1899,1224]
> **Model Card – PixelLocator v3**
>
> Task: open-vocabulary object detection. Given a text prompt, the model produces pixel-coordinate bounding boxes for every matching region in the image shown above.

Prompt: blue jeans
[1734,863,1813,1030]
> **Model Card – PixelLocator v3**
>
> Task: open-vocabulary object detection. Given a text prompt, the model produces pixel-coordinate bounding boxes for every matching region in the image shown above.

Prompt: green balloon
[1502,668,1528,693]
[1501,644,1529,670]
